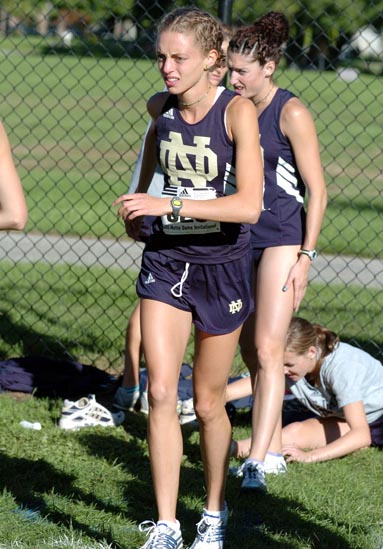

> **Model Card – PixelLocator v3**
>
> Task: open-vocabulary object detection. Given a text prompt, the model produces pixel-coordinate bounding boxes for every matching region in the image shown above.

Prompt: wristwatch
[169,197,183,222]
[298,249,318,261]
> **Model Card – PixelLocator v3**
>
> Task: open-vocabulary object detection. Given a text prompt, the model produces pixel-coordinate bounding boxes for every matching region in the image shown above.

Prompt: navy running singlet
[145,87,250,264]
[251,88,306,248]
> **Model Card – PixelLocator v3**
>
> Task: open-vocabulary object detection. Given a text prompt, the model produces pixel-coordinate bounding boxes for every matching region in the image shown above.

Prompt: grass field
[0,392,382,549]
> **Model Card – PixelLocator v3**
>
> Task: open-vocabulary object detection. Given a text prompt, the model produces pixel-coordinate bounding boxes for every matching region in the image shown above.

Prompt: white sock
[266,452,284,459]
[245,458,264,467]
[203,503,227,520]
[157,520,180,531]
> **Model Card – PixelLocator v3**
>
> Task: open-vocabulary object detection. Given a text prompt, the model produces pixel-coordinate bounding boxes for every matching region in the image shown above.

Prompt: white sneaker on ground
[179,397,197,425]
[264,452,287,474]
[240,460,267,492]
[59,394,125,430]
[113,386,140,411]
[189,505,228,549]
[138,520,183,548]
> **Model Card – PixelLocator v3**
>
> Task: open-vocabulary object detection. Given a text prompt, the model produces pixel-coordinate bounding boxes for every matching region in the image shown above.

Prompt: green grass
[0,393,382,548]
[0,48,382,256]
[1,258,382,372]
[0,259,198,372]
[299,281,383,359]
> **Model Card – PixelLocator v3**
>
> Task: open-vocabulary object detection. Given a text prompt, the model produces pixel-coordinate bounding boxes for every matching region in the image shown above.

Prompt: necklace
[179,84,212,107]
[253,84,276,106]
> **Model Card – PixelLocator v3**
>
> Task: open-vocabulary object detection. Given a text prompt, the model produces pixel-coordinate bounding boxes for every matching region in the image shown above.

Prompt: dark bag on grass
[0,356,115,399]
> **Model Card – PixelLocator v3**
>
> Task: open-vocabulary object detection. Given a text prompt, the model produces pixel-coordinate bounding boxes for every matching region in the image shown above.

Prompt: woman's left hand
[113,193,168,221]
[283,444,313,463]
[282,257,310,312]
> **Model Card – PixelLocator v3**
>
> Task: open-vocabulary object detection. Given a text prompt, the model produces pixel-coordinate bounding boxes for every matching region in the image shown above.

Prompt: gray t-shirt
[287,342,383,423]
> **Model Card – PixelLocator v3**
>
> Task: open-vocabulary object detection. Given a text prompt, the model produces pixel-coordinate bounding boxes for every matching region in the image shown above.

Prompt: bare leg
[141,298,192,521]
[231,416,283,460]
[239,312,257,386]
[247,246,299,462]
[121,301,142,388]
[282,417,351,449]
[193,327,242,510]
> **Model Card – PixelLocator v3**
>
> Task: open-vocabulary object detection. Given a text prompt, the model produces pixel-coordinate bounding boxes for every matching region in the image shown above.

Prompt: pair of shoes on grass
[139,504,228,548]
[59,394,124,430]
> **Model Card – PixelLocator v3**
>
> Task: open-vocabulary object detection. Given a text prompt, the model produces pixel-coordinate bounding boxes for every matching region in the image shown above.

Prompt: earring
[204,65,209,71]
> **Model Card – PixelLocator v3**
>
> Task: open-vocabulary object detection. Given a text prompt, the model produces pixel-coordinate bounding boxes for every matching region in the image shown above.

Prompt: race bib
[161,186,221,235]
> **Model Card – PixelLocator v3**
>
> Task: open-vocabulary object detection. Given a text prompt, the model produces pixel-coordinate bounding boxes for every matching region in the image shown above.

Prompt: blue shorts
[137,250,254,335]
[252,247,264,266]
[369,415,383,447]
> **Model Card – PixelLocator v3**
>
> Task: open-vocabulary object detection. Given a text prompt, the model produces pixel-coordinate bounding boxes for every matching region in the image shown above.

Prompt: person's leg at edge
[193,327,242,510]
[121,301,142,388]
[140,298,192,522]
[243,246,299,464]
[114,301,144,411]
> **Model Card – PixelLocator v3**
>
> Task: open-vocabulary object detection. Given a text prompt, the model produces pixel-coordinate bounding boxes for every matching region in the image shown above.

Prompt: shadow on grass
[0,416,355,549]
[76,417,354,548]
[77,413,203,524]
[0,307,115,365]
[224,484,353,549]
[0,451,125,546]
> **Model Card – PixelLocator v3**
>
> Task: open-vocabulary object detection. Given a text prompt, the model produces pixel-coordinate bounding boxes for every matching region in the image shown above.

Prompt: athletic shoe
[241,461,267,492]
[264,453,287,474]
[177,399,182,416]
[58,394,125,430]
[179,398,197,425]
[230,453,287,477]
[138,520,183,548]
[189,505,228,549]
[113,386,140,411]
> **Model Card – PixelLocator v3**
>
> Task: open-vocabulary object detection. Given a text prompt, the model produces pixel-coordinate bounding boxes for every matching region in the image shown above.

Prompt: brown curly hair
[157,8,224,65]
[229,11,289,67]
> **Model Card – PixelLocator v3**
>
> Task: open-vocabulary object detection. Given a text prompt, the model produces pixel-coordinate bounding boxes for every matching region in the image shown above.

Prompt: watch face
[169,197,183,222]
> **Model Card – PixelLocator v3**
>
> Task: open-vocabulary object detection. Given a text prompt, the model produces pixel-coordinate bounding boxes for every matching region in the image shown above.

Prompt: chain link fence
[0,0,382,374]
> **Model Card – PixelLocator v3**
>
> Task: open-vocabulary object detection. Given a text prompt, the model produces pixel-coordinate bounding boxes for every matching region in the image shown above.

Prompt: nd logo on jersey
[160,131,218,188]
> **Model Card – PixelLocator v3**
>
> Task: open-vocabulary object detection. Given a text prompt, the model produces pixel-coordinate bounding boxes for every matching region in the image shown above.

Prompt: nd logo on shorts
[229,299,243,314]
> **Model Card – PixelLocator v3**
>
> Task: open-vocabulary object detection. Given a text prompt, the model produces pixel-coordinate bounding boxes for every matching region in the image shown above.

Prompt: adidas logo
[179,188,191,198]
[163,109,174,120]
[145,272,156,284]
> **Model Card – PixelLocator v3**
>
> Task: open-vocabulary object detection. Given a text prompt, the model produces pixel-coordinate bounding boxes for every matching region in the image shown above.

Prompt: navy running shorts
[369,415,383,447]
[136,249,254,335]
